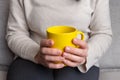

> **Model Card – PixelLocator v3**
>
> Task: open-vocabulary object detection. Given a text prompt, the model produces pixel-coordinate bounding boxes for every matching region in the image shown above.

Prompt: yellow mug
[46,25,85,53]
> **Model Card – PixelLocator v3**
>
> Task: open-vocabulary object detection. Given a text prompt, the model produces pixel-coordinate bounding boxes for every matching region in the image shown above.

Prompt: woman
[6,0,112,80]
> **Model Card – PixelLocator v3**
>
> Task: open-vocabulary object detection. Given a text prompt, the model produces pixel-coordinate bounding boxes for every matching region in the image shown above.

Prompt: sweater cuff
[77,43,98,73]
[22,43,40,63]
[77,57,96,73]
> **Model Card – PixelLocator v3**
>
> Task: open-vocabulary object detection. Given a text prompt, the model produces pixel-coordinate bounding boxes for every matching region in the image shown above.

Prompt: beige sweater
[6,0,112,72]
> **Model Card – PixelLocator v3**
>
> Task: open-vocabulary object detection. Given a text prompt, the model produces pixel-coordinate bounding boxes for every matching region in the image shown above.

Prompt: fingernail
[63,52,67,56]
[58,50,62,54]
[73,38,78,42]
[48,40,52,45]
[64,59,67,63]
[66,47,70,51]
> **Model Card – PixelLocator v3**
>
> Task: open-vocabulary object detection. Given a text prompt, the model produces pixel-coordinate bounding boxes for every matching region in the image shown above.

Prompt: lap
[7,58,99,80]
[54,66,99,80]
[7,58,54,80]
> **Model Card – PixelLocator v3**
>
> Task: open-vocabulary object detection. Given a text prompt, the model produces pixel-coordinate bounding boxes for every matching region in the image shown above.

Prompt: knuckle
[77,58,82,63]
[41,48,46,54]
[50,49,56,54]
[55,64,62,69]
[52,49,61,55]
[71,63,76,67]
[80,50,87,57]
[50,57,55,61]
[48,64,62,69]
[83,50,88,56]
[40,39,53,47]
[81,50,84,54]
[43,55,48,60]
[83,41,87,46]
[66,60,76,67]
[54,65,59,68]
[79,59,83,63]
[84,49,88,53]
[55,57,60,61]
[78,57,82,61]
[82,40,86,45]
[81,53,86,57]
[40,40,44,45]
[72,49,76,53]
[80,58,85,64]
[47,63,53,68]
[81,41,88,48]
[40,39,47,46]
[79,49,83,54]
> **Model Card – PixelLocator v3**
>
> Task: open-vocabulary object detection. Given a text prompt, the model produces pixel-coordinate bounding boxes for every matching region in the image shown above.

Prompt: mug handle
[77,31,85,40]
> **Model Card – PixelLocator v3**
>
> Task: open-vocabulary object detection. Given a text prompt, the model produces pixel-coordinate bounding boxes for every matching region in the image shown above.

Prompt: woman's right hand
[34,39,65,69]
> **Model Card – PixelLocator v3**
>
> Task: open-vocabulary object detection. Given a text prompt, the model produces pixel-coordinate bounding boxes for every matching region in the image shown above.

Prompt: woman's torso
[21,0,96,44]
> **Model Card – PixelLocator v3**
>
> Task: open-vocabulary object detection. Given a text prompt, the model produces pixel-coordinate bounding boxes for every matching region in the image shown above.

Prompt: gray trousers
[7,58,99,80]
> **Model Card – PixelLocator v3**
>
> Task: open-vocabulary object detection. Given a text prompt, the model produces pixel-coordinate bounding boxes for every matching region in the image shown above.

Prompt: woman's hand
[35,39,65,69]
[63,38,88,67]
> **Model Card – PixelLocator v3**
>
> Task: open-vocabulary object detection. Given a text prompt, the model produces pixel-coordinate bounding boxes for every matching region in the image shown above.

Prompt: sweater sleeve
[77,0,112,73]
[6,0,40,63]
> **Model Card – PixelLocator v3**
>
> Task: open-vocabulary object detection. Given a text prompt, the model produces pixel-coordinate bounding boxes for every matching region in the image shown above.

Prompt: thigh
[54,66,99,80]
[7,58,54,80]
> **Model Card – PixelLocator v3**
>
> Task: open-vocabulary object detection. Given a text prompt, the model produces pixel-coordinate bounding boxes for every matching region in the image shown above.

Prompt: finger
[63,52,85,63]
[46,62,65,69]
[40,39,54,47]
[65,47,88,57]
[73,38,88,49]
[37,57,65,69]
[41,47,62,56]
[43,55,65,62]
[63,59,79,67]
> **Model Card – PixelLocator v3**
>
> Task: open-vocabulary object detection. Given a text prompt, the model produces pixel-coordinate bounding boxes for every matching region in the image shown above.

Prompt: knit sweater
[6,0,112,72]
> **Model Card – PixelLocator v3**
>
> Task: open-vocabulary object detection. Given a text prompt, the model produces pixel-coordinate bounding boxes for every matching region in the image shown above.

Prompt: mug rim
[46,25,77,35]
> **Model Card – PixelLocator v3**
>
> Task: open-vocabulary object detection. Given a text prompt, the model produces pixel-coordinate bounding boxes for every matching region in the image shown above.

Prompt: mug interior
[47,26,76,34]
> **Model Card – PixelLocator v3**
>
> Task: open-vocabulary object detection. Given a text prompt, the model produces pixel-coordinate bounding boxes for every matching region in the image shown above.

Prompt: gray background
[99,0,120,69]
[0,0,13,69]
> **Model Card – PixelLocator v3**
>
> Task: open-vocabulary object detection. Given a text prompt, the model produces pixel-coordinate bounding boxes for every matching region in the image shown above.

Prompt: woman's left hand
[63,38,88,67]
